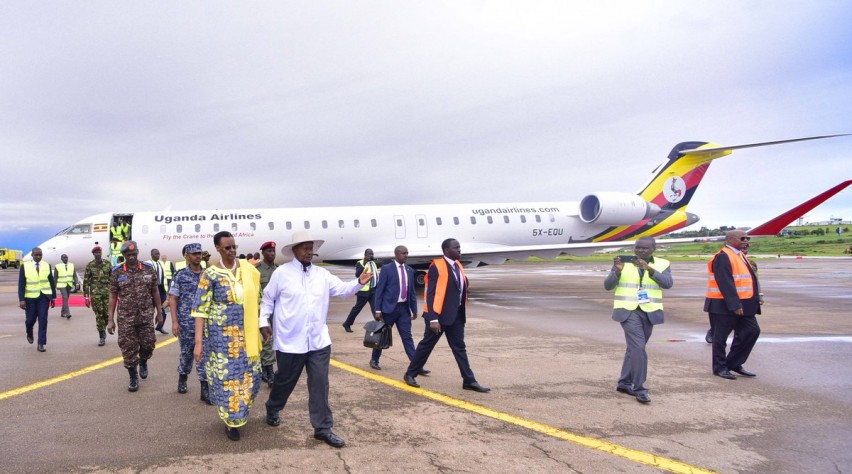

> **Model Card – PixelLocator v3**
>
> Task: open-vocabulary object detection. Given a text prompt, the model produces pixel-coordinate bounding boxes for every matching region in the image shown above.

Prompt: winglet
[748,180,852,236]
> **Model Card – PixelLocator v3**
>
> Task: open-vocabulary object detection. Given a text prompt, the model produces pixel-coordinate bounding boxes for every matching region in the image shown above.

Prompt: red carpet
[54,295,89,307]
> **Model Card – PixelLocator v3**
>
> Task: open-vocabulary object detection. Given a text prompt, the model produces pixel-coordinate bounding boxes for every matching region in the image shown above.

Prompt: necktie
[453,262,462,298]
[399,264,407,301]
[35,262,39,273]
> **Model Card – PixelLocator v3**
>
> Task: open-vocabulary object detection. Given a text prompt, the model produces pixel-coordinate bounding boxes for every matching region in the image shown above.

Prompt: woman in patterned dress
[192,231,262,441]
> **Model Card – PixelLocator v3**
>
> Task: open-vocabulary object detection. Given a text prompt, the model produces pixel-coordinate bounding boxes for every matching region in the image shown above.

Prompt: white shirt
[444,256,464,298]
[259,259,363,354]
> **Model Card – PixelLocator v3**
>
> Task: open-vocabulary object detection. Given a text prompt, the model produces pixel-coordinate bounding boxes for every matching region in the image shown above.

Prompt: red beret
[260,241,276,251]
[92,246,102,253]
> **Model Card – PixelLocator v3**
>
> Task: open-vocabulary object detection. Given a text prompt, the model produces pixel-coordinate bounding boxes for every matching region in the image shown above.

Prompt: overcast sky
[2,2,850,250]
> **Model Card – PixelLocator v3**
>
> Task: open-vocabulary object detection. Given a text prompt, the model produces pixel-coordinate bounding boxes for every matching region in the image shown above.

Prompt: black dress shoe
[616,386,635,396]
[342,324,353,333]
[369,360,381,370]
[403,374,420,388]
[463,382,491,393]
[635,393,651,404]
[226,427,240,441]
[67,314,72,320]
[27,333,34,344]
[266,408,280,427]
[731,367,756,377]
[705,329,713,344]
[418,368,431,376]
[714,370,737,380]
[314,431,345,448]
[37,345,46,352]
[156,327,169,335]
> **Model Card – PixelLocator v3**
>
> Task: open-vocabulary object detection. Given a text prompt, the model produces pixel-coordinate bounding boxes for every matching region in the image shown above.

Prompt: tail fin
[748,180,852,236]
[591,134,849,242]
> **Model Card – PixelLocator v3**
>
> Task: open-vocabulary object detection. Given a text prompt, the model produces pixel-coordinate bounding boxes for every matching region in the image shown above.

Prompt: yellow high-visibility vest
[55,262,75,289]
[23,261,52,298]
[612,258,669,312]
[358,260,378,292]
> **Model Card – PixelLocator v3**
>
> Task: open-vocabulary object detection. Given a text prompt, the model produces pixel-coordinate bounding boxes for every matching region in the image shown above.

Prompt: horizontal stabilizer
[748,180,852,236]
[678,134,849,156]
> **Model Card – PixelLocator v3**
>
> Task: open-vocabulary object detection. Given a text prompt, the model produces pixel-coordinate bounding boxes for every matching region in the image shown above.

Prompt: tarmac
[1,259,851,473]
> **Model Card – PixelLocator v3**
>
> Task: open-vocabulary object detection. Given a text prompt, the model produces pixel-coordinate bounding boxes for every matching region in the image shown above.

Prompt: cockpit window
[57,224,91,235]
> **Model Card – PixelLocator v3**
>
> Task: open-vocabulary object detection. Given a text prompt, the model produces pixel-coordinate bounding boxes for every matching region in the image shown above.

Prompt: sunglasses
[739,236,751,242]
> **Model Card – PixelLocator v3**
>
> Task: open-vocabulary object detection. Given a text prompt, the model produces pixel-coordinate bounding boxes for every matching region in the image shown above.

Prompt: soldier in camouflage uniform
[167,242,210,401]
[255,241,279,387]
[107,241,163,392]
[84,246,113,346]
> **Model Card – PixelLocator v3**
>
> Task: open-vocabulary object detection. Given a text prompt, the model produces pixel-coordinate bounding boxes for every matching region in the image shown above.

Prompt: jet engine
[579,192,661,225]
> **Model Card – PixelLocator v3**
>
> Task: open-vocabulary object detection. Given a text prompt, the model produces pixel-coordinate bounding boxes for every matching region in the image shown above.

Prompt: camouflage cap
[184,242,203,254]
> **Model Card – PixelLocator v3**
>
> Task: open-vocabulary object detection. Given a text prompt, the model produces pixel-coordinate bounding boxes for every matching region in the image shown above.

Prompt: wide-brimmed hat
[281,231,324,259]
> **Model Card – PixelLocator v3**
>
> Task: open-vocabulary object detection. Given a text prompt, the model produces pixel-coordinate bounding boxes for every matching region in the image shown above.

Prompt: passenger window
[503,216,510,223]
[396,219,403,227]
[176,224,182,233]
[338,220,344,228]
[520,215,526,224]
[371,219,377,227]
[286,221,292,230]
[354,219,360,228]
[470,216,476,224]
[268,222,274,230]
[304,221,310,230]
[418,218,425,226]
[214,223,220,232]
[453,217,459,225]
[487,216,493,224]
[535,215,541,223]
[436,217,443,225]
[231,223,238,231]
[250,223,256,231]
[195,224,201,232]
[322,220,328,229]
[549,214,556,223]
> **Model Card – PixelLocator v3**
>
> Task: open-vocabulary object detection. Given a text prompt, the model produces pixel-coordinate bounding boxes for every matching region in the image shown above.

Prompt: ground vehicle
[0,248,23,269]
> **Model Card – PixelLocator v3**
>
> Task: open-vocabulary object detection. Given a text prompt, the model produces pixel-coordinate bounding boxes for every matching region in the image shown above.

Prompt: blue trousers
[25,295,51,345]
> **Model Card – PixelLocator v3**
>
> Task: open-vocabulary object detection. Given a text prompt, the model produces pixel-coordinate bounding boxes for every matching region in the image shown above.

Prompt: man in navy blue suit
[369,245,424,372]
[404,238,490,393]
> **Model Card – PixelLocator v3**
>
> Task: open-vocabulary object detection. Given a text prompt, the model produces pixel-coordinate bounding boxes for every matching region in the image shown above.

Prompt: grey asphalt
[1,259,850,473]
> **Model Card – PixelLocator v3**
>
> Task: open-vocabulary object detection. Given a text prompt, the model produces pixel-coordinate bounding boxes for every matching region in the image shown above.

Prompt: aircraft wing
[747,180,851,236]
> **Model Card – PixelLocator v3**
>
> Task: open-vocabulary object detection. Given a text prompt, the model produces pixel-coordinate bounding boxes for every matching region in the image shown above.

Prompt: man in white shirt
[260,231,373,448]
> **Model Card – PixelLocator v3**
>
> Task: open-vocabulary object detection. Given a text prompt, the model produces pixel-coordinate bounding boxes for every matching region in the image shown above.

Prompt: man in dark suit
[369,245,423,371]
[404,238,489,393]
[705,230,762,380]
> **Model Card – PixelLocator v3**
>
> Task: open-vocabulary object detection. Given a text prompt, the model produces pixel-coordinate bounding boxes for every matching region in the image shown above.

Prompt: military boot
[178,374,188,394]
[139,359,149,379]
[127,367,139,392]
[98,331,106,347]
[200,381,213,405]
[261,365,270,383]
[266,365,275,388]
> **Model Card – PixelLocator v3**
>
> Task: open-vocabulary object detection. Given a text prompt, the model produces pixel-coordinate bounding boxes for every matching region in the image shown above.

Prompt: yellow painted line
[0,337,178,401]
[330,358,717,474]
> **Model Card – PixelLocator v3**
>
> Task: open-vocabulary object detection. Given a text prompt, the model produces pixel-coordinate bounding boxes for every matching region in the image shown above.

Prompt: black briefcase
[363,320,393,349]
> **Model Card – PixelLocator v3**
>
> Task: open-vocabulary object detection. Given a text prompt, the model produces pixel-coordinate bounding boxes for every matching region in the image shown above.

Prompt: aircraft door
[415,214,428,238]
[393,215,406,239]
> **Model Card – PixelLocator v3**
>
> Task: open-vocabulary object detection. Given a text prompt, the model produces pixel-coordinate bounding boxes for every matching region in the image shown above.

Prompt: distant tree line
[665,225,849,238]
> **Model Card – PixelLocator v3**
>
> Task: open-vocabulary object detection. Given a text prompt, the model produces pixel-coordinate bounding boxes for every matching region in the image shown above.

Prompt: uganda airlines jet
[31,135,848,284]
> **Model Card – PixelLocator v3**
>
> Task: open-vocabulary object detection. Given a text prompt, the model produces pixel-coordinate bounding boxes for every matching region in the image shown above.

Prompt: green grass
[520,225,852,262]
